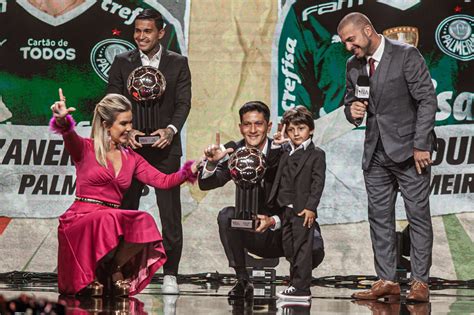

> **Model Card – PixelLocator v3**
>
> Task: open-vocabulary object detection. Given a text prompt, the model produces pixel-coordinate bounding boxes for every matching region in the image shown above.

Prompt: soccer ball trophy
[228,147,267,230]
[127,66,166,145]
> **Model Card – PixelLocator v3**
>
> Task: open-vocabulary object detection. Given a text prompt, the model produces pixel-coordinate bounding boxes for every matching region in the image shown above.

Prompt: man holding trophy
[107,8,191,294]
[198,101,325,299]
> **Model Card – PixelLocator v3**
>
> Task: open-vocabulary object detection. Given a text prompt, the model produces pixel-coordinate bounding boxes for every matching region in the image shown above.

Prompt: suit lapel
[236,139,246,149]
[264,138,271,155]
[360,58,369,77]
[158,48,172,74]
[294,142,314,177]
[372,37,393,108]
[269,149,289,202]
[128,49,142,69]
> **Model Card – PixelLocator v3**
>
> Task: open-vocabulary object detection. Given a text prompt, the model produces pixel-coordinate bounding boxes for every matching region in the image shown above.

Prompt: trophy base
[229,218,258,230]
[136,135,160,146]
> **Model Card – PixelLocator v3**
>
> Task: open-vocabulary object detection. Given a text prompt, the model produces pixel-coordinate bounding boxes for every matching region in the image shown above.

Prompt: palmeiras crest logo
[435,14,473,61]
[90,38,135,82]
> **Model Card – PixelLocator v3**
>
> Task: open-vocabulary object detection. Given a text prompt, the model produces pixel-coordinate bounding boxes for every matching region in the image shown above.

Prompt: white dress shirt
[139,45,178,134]
[366,35,385,74]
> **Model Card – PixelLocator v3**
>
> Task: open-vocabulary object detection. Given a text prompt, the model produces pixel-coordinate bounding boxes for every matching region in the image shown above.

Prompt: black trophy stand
[230,184,259,230]
[136,99,159,145]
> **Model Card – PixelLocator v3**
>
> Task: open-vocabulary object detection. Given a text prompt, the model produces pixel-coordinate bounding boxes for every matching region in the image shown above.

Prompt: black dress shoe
[228,279,254,299]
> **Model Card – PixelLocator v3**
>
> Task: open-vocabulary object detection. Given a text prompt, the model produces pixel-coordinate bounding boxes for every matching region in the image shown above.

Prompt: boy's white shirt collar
[289,137,312,155]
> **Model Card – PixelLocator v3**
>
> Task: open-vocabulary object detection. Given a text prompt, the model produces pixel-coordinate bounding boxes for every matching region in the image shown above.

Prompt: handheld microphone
[354,75,370,126]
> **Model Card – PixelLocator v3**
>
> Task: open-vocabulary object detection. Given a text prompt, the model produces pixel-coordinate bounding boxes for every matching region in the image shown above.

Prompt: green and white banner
[0,0,190,217]
[272,0,473,223]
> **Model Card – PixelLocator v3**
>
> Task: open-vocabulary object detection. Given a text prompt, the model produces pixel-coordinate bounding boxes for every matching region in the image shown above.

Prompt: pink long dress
[51,116,195,296]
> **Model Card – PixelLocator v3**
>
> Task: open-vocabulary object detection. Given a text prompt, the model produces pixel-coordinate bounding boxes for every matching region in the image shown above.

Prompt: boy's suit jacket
[268,142,326,216]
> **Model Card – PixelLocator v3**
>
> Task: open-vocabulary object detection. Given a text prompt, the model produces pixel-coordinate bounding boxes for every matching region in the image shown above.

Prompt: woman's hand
[50,88,76,121]
[191,156,205,174]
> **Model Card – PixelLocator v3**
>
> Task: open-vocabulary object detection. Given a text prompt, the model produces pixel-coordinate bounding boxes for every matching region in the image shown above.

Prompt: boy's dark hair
[239,101,270,123]
[136,9,164,30]
[281,105,314,131]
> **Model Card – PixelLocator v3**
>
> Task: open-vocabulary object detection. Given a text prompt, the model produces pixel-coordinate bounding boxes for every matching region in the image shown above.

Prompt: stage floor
[1,280,473,314]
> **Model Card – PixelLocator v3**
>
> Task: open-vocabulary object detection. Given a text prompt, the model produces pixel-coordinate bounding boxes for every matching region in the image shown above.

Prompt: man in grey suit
[338,13,437,302]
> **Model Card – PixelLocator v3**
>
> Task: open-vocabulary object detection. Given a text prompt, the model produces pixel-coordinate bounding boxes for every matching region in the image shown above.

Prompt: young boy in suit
[269,106,326,301]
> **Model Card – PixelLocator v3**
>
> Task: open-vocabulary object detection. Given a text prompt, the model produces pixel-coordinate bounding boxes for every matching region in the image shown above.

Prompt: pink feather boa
[178,160,198,184]
[49,114,75,134]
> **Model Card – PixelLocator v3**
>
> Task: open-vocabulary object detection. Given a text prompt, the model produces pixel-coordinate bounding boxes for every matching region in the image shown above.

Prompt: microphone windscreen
[357,75,370,87]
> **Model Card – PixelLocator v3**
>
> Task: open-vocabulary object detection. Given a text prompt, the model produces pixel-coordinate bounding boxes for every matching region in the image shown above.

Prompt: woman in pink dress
[50,89,199,297]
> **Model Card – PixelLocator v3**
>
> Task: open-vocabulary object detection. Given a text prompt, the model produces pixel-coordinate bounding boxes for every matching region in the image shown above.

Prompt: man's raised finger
[277,123,282,132]
[215,131,220,146]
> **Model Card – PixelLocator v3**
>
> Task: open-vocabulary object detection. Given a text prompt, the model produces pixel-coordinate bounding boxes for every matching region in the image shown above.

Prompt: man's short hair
[337,12,374,33]
[136,8,164,30]
[239,101,271,123]
[281,105,314,131]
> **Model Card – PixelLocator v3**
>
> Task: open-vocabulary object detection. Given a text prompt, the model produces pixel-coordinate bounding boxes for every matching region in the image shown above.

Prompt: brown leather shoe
[352,300,401,315]
[406,303,430,315]
[406,280,429,302]
[351,279,400,300]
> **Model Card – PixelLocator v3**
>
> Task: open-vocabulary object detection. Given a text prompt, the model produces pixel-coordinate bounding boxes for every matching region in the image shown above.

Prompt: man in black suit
[338,13,437,302]
[107,8,191,294]
[198,101,324,299]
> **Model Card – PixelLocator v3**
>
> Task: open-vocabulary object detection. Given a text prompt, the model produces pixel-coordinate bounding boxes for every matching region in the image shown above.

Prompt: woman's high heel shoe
[108,264,131,297]
[112,279,131,297]
[78,279,104,297]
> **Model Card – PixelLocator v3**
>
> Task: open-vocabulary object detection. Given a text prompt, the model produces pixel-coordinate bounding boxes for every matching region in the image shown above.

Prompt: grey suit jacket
[343,37,437,170]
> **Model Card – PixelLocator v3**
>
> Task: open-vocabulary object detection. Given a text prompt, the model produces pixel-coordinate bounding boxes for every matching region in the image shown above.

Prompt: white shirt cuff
[167,124,178,134]
[200,161,217,179]
[270,215,281,231]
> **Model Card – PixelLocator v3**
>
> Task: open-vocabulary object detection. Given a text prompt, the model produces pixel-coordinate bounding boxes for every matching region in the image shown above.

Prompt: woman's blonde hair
[90,94,132,167]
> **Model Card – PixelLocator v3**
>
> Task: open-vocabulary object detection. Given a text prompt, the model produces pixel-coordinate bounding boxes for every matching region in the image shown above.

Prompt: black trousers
[217,207,324,282]
[281,207,324,291]
[121,152,182,276]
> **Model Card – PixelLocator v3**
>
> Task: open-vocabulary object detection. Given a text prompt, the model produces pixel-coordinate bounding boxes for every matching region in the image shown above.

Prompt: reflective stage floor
[0,273,473,314]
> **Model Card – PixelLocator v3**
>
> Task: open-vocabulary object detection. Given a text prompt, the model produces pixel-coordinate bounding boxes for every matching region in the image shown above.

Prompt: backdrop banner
[272,0,473,223]
[0,0,190,217]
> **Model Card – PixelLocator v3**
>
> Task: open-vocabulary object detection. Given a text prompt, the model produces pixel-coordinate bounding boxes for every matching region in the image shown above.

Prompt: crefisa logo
[435,14,473,61]
[90,38,135,82]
